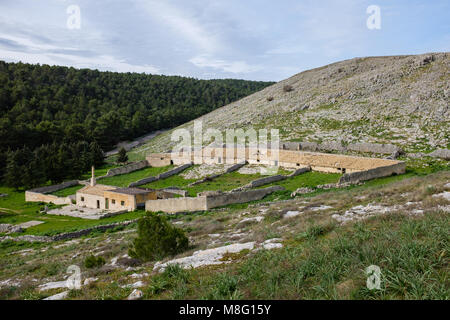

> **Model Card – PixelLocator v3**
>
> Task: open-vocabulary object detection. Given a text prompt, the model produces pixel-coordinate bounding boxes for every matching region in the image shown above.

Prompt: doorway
[97,200,100,209]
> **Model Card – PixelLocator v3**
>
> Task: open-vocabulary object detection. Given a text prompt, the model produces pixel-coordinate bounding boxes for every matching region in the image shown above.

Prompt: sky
[0,0,448,81]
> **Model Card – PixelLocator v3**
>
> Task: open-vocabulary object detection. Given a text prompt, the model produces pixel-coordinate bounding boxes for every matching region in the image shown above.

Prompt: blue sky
[0,0,448,81]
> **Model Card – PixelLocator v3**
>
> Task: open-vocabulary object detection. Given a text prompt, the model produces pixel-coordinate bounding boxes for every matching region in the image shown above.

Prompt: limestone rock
[127,289,143,300]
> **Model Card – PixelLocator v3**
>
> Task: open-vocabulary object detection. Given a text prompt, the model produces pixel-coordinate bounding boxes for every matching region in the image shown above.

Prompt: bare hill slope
[136,52,449,157]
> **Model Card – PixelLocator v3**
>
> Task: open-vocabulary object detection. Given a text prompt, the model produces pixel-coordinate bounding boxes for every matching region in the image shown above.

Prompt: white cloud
[0,35,160,74]
[189,54,261,74]
[139,0,222,54]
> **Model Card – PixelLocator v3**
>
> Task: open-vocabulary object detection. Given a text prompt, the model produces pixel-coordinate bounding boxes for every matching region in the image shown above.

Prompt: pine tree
[117,147,128,163]
[4,150,23,190]
[89,141,104,167]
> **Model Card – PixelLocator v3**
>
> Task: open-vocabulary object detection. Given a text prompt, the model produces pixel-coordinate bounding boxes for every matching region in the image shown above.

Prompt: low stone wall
[28,181,79,194]
[105,160,149,177]
[189,161,247,187]
[156,189,188,198]
[146,197,208,213]
[237,166,311,190]
[206,186,284,209]
[244,175,287,188]
[289,166,312,177]
[25,191,72,205]
[146,186,284,213]
[338,162,406,184]
[282,141,402,155]
[52,219,138,241]
[128,163,192,188]
[346,143,401,155]
[429,149,450,160]
[146,154,173,167]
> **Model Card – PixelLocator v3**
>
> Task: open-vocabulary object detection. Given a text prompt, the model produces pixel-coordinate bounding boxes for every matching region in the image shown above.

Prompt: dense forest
[0,61,273,188]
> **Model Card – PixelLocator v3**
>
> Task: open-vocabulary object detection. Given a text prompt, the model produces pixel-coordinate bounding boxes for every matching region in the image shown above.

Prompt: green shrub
[84,255,106,269]
[128,213,189,261]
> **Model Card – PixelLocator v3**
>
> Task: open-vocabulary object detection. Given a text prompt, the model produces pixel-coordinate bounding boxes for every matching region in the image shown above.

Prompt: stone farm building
[75,167,156,212]
[76,184,157,212]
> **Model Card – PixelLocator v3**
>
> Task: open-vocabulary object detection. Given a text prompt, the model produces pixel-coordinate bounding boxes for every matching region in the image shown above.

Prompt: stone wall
[145,186,284,214]
[282,141,402,155]
[28,181,79,194]
[205,186,284,209]
[146,196,208,213]
[244,175,286,188]
[104,160,149,177]
[189,161,247,187]
[25,191,72,205]
[146,154,173,167]
[128,163,192,188]
[429,149,450,160]
[338,162,406,184]
[51,219,138,241]
[346,142,401,155]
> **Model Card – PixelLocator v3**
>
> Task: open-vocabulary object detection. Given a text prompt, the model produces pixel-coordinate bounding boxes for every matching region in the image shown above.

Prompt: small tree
[129,213,189,262]
[117,147,128,163]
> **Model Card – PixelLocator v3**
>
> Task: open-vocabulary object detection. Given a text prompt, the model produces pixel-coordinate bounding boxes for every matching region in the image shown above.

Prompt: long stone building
[146,145,406,177]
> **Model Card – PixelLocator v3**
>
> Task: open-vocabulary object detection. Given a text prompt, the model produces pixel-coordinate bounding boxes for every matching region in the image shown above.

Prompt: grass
[51,185,84,197]
[185,171,266,196]
[98,165,174,187]
[136,211,449,300]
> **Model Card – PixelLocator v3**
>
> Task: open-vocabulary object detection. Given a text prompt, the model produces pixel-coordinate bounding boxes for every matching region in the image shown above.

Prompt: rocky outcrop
[0,224,23,234]
[429,149,450,160]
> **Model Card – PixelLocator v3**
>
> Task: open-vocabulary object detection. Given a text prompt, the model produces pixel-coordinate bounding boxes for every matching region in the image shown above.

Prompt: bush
[283,85,293,92]
[266,96,274,102]
[84,255,106,269]
[129,213,189,261]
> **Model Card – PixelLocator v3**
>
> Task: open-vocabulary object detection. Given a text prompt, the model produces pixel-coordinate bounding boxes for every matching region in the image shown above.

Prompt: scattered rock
[308,205,333,211]
[261,238,283,250]
[83,277,98,286]
[153,242,256,272]
[127,289,143,300]
[0,224,23,234]
[121,281,145,289]
[332,203,399,224]
[39,281,68,292]
[432,191,450,201]
[283,211,301,218]
[43,291,69,300]
[291,187,314,197]
[237,216,264,226]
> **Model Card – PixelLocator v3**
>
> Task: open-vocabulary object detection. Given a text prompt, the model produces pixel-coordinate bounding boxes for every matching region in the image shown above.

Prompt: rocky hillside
[137,52,449,156]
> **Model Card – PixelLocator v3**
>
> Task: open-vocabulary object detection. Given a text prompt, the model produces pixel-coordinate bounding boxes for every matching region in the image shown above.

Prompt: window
[112,199,116,204]
[81,197,84,201]
[121,201,125,206]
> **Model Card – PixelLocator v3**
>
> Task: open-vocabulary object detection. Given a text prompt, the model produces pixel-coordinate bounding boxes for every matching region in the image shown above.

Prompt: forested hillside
[0,61,273,187]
